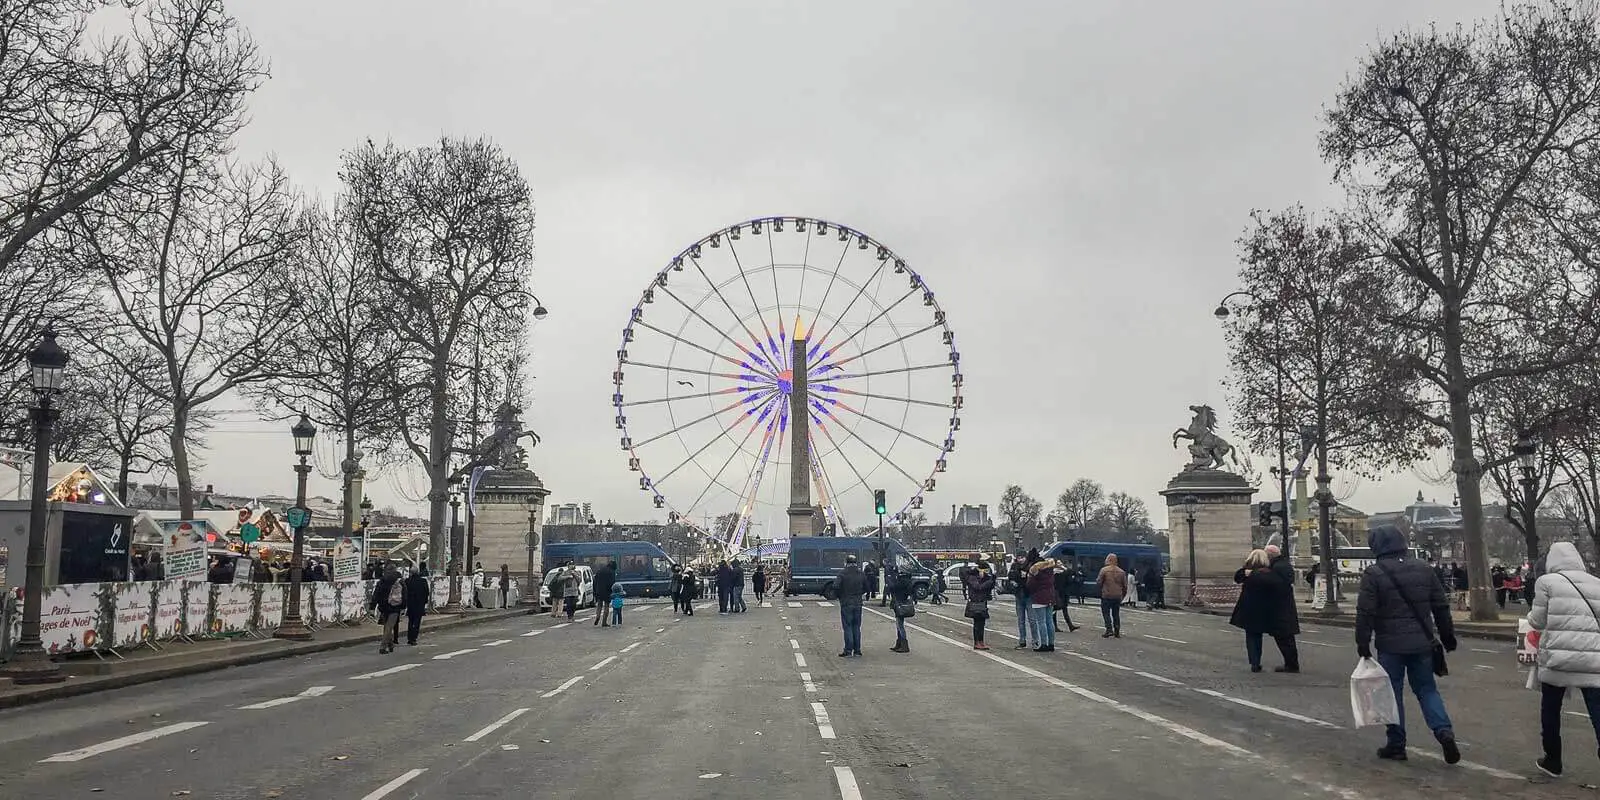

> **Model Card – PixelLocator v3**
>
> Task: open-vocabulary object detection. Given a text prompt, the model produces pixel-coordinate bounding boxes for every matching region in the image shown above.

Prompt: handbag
[964,600,989,619]
[1375,561,1448,677]
[893,598,916,618]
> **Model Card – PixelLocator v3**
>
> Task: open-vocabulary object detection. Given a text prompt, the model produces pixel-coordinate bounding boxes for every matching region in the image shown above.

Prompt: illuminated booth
[0,463,137,589]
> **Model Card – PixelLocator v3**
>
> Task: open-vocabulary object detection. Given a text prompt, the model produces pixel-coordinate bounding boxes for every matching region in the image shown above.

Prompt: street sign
[239,523,261,544]
[286,507,310,529]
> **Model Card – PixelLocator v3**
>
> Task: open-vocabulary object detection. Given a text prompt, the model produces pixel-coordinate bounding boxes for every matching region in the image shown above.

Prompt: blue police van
[542,541,676,597]
[785,537,936,599]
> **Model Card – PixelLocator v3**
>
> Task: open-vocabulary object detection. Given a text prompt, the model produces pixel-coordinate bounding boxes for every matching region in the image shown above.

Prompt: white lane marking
[463,707,531,742]
[790,639,801,649]
[621,642,642,653]
[1473,665,1494,671]
[635,605,655,612]
[800,670,819,692]
[811,702,836,739]
[520,629,545,637]
[789,602,803,608]
[1472,647,1500,654]
[40,722,211,762]
[762,602,773,608]
[484,639,511,647]
[552,622,571,629]
[816,601,834,607]
[1136,671,1184,686]
[1194,689,1340,729]
[795,653,808,668]
[1407,747,1524,780]
[1142,634,1188,644]
[1298,640,1338,648]
[360,768,427,800]
[1072,654,1131,671]
[656,627,667,632]
[541,675,584,698]
[433,648,478,660]
[590,656,617,671]
[1567,711,1592,718]
[351,663,420,680]
[834,766,863,800]
[785,625,792,631]
[871,609,1253,758]
[239,685,334,710]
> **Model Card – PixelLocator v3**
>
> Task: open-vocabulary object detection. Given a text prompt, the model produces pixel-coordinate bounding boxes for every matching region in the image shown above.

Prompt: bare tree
[73,150,306,518]
[1321,2,1600,619]
[1105,492,1153,539]
[998,484,1043,549]
[242,204,402,531]
[1054,478,1105,528]
[0,0,264,413]
[341,137,537,572]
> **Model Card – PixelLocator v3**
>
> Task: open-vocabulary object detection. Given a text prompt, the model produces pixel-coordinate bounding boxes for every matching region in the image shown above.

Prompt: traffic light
[1258,501,1273,529]
[873,489,887,516]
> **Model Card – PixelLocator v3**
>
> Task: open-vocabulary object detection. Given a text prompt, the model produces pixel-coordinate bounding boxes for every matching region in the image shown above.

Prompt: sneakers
[974,642,989,650]
[839,650,851,658]
[1102,631,1113,638]
[1536,756,1563,777]
[1015,642,1029,650]
[1437,730,1461,765]
[1376,745,1408,761]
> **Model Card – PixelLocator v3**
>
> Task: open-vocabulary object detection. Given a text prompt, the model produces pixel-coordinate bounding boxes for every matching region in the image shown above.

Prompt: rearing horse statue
[1172,405,1238,471]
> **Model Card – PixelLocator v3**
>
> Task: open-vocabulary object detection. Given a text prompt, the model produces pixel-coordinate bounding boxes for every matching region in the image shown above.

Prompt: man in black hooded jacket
[1355,524,1459,765]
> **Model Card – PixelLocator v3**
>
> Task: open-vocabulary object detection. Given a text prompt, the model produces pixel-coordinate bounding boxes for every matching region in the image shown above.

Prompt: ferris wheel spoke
[721,239,784,371]
[631,396,759,449]
[819,386,951,410]
[813,287,919,366]
[808,238,853,335]
[657,284,780,378]
[652,391,777,485]
[813,397,945,451]
[633,318,778,381]
[811,257,889,355]
[688,256,777,373]
[819,321,942,372]
[815,362,952,382]
[814,413,925,492]
[680,394,783,516]
[623,359,763,383]
[767,228,785,357]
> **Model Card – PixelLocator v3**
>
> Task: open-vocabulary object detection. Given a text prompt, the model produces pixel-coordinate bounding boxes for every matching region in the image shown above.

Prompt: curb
[0,608,531,711]
[1182,606,1518,642]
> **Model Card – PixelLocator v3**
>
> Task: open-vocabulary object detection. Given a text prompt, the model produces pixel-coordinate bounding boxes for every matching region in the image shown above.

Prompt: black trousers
[1543,683,1600,764]
[406,612,424,644]
[1275,634,1300,669]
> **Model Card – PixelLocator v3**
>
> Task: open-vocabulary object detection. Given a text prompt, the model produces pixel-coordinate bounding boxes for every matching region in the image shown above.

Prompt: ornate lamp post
[1182,494,1203,607]
[1215,293,1292,562]
[1,330,69,685]
[359,495,374,529]
[275,413,317,640]
[1514,430,1539,557]
[443,479,465,612]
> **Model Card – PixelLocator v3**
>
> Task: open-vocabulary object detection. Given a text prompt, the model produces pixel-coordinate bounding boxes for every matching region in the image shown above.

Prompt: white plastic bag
[1350,657,1400,727]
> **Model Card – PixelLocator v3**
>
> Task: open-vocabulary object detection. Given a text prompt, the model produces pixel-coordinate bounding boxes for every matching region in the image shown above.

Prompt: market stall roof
[133,510,242,545]
[45,463,127,509]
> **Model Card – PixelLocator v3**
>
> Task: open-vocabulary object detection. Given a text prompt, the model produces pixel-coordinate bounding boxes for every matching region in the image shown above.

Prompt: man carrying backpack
[370,565,407,654]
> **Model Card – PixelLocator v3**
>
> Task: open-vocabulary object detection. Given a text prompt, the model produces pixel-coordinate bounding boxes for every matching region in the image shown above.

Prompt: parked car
[539,565,595,611]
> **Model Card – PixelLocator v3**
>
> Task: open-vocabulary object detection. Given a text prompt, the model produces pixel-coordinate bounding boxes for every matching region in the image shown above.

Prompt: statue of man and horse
[1172,405,1238,471]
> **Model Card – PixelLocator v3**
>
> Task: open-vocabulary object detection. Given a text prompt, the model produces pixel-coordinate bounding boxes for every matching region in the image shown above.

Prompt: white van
[539,565,595,611]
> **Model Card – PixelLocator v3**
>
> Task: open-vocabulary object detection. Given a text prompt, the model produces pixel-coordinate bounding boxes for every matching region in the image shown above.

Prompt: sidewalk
[1185,602,1522,641]
[0,607,532,710]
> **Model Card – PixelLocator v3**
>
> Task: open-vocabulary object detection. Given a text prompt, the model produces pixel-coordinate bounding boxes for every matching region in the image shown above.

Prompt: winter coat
[1026,559,1059,607]
[733,565,745,588]
[1356,525,1454,656]
[1053,568,1073,608]
[1229,568,1294,636]
[753,568,766,592]
[370,571,406,615]
[593,564,616,598]
[403,574,430,616]
[963,570,996,602]
[1007,561,1030,599]
[1529,542,1600,688]
[835,564,868,607]
[1097,565,1128,601]
[715,564,735,591]
[888,572,916,614]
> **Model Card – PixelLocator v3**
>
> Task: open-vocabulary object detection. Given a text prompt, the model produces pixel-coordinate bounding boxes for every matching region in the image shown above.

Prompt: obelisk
[787,325,814,538]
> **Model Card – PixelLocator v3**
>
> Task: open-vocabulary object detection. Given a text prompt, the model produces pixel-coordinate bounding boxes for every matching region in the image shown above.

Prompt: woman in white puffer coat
[1529,541,1600,778]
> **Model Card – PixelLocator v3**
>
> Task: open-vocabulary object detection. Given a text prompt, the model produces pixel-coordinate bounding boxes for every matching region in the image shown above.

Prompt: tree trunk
[342,426,356,537]
[426,358,451,573]
[171,412,194,519]
[1447,387,1496,621]
[116,455,131,505]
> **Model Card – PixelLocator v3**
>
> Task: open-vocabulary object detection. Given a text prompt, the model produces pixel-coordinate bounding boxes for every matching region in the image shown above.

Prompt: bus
[1042,541,1169,599]
[786,537,936,599]
[542,541,677,598]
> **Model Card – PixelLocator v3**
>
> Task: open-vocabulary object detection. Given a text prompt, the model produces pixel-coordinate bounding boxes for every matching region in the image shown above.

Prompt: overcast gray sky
[198,1,1499,530]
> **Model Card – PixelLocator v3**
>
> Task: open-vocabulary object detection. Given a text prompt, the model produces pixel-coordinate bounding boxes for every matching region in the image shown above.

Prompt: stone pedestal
[472,468,550,586]
[1161,469,1256,607]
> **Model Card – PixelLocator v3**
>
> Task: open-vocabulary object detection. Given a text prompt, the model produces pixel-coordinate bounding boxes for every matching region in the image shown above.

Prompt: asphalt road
[0,597,1590,799]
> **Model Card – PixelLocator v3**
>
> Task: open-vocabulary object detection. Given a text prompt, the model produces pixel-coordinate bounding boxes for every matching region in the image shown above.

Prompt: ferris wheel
[612,216,963,550]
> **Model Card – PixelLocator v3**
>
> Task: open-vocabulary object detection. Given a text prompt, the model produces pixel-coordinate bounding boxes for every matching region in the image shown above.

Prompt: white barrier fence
[1,576,471,660]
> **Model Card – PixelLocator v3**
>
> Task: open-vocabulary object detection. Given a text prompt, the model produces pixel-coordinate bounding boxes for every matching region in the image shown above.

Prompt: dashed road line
[552,623,572,629]
[1193,689,1339,728]
[811,702,836,739]
[789,602,804,608]
[520,629,545,637]
[433,648,478,661]
[1408,747,1522,780]
[40,722,211,763]
[541,676,584,698]
[1136,671,1184,686]
[1142,634,1188,644]
[239,685,334,710]
[1473,665,1494,671]
[834,766,863,799]
[790,638,801,649]
[484,639,511,647]
[463,708,530,742]
[800,671,818,692]
[656,626,667,632]
[590,656,617,671]
[621,642,642,653]
[795,652,808,668]
[360,768,427,800]
[1072,653,1131,671]
[817,601,834,607]
[351,663,420,680]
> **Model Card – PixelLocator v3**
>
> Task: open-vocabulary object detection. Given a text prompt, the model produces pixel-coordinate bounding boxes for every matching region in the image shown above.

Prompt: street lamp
[1,329,69,684]
[276,413,317,640]
[443,479,465,612]
[1181,494,1203,607]
[359,495,374,528]
[1215,291,1293,563]
[1514,429,1539,557]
